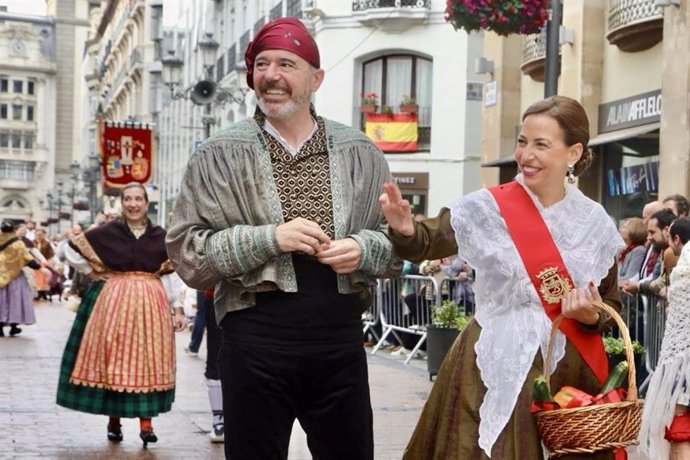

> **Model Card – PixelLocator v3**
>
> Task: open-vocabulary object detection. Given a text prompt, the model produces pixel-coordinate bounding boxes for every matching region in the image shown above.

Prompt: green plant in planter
[602,336,645,355]
[431,299,471,330]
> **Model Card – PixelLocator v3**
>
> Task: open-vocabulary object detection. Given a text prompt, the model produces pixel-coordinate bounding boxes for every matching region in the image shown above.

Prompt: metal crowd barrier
[371,275,440,364]
[363,274,667,384]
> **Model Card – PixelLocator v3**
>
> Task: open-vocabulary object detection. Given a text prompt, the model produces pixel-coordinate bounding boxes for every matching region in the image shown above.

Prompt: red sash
[489,181,608,385]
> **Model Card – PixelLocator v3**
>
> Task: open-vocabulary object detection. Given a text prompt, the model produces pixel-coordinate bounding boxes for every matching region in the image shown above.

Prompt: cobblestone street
[0,300,433,459]
[0,300,650,459]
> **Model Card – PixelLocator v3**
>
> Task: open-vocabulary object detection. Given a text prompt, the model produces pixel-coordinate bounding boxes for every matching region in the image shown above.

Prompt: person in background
[663,194,689,218]
[199,288,224,443]
[639,217,690,459]
[380,95,624,459]
[56,182,187,447]
[0,220,40,337]
[166,17,400,460]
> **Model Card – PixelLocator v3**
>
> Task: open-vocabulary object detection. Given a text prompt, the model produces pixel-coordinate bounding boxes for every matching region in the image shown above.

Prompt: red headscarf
[244,17,320,89]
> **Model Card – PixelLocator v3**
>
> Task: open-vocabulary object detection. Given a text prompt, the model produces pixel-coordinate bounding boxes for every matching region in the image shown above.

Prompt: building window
[13,80,23,93]
[360,54,433,150]
[0,78,7,92]
[12,104,22,120]
[27,105,34,121]
[0,104,6,119]
[11,133,21,149]
[0,132,8,148]
[27,80,35,95]
[0,160,34,180]
[24,132,34,150]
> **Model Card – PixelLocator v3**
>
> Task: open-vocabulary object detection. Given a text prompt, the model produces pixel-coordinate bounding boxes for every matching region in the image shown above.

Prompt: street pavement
[0,300,648,459]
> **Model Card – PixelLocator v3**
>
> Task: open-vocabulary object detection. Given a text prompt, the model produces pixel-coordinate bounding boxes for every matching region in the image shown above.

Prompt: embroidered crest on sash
[537,266,572,304]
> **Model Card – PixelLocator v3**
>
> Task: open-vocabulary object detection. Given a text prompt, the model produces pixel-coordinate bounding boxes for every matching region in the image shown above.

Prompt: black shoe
[140,429,157,448]
[9,326,21,337]
[107,424,123,442]
[0,328,4,337]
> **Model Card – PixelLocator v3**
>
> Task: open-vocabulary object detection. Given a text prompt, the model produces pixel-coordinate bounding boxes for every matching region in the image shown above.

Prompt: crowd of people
[3,15,690,460]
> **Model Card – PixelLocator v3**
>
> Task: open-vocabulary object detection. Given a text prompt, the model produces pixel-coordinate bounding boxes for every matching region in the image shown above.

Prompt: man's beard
[257,85,311,120]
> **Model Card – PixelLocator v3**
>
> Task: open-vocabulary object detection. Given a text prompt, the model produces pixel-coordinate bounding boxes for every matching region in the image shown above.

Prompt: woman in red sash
[380,96,625,459]
[56,183,187,447]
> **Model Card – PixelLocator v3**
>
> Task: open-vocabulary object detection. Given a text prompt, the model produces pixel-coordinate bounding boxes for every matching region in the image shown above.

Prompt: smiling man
[166,17,400,460]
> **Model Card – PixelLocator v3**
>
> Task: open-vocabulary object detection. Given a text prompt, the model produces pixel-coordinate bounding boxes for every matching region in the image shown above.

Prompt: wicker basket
[535,300,643,458]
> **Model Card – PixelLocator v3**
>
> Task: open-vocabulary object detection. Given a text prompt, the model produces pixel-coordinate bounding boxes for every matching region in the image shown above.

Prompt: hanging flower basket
[445,0,550,37]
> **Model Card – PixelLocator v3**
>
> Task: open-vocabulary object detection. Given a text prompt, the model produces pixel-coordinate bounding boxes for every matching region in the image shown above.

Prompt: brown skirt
[403,318,614,459]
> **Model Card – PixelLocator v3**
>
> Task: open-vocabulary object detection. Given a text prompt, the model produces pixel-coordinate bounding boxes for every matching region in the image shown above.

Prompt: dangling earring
[567,164,576,184]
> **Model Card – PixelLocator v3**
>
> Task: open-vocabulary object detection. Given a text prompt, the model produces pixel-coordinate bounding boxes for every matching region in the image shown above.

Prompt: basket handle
[543,299,637,402]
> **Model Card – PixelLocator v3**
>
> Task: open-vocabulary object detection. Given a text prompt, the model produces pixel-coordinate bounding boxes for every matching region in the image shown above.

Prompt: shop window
[360,54,432,151]
[13,80,23,93]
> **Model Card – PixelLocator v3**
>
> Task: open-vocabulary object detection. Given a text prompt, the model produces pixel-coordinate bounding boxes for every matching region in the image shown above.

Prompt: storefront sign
[598,90,661,134]
[392,172,429,190]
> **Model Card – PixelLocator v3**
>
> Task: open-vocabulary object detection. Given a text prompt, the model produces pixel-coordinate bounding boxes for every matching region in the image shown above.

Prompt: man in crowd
[166,17,400,460]
[622,208,677,298]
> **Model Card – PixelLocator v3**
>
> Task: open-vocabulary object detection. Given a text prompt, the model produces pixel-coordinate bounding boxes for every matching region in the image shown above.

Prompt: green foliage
[602,336,645,355]
[400,95,416,105]
[431,299,471,330]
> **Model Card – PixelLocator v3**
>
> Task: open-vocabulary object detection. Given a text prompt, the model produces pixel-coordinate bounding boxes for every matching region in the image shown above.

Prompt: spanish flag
[365,113,418,152]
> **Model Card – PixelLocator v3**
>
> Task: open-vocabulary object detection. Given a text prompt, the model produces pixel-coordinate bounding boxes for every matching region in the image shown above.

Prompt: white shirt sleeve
[64,244,93,275]
[160,272,185,309]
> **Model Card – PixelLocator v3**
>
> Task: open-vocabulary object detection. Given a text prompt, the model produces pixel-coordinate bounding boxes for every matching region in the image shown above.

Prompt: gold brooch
[537,266,572,304]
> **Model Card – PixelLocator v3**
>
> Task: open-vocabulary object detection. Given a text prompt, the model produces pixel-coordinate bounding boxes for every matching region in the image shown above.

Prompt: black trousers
[201,293,221,381]
[219,340,373,460]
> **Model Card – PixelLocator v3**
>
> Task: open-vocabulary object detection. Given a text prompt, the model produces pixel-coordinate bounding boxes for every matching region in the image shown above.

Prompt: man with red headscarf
[167,17,401,460]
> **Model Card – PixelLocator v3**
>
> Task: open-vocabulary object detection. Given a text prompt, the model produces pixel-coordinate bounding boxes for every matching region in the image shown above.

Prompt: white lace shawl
[448,175,624,458]
[638,243,690,459]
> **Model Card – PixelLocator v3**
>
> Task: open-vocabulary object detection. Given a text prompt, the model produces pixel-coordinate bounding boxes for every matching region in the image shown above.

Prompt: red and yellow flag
[365,113,418,152]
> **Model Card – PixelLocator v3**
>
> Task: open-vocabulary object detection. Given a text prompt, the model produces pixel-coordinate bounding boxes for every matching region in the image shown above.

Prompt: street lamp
[56,180,64,233]
[161,33,249,108]
[82,153,101,224]
[69,161,80,226]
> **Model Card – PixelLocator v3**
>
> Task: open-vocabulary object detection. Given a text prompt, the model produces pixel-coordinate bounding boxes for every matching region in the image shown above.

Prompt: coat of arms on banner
[100,120,154,187]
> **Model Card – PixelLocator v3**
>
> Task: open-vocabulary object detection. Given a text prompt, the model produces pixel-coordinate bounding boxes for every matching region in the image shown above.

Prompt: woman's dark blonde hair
[522,95,593,176]
[622,217,647,246]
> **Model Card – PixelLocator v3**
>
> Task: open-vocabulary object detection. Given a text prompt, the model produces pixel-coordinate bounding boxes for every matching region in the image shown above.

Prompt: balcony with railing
[352,0,431,32]
[607,0,663,52]
[521,28,547,81]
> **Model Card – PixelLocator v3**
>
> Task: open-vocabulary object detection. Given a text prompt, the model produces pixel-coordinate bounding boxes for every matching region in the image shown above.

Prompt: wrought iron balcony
[521,29,547,82]
[607,0,663,52]
[352,0,431,32]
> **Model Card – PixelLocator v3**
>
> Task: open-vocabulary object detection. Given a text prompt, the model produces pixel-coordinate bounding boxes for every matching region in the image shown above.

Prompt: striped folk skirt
[56,275,176,417]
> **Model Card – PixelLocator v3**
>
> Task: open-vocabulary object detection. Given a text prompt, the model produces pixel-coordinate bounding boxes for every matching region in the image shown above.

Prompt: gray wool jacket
[165,116,402,324]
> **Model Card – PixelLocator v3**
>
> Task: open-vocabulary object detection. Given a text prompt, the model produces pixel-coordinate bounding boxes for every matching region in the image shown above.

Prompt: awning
[481,156,516,167]
[589,122,660,147]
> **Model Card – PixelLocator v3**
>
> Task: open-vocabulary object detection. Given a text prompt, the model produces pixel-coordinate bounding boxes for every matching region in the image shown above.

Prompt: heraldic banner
[365,113,418,152]
[100,120,154,187]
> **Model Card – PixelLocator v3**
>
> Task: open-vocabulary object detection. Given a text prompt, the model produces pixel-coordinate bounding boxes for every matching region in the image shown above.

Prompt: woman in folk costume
[0,220,40,337]
[380,96,626,459]
[639,218,690,460]
[56,182,187,447]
